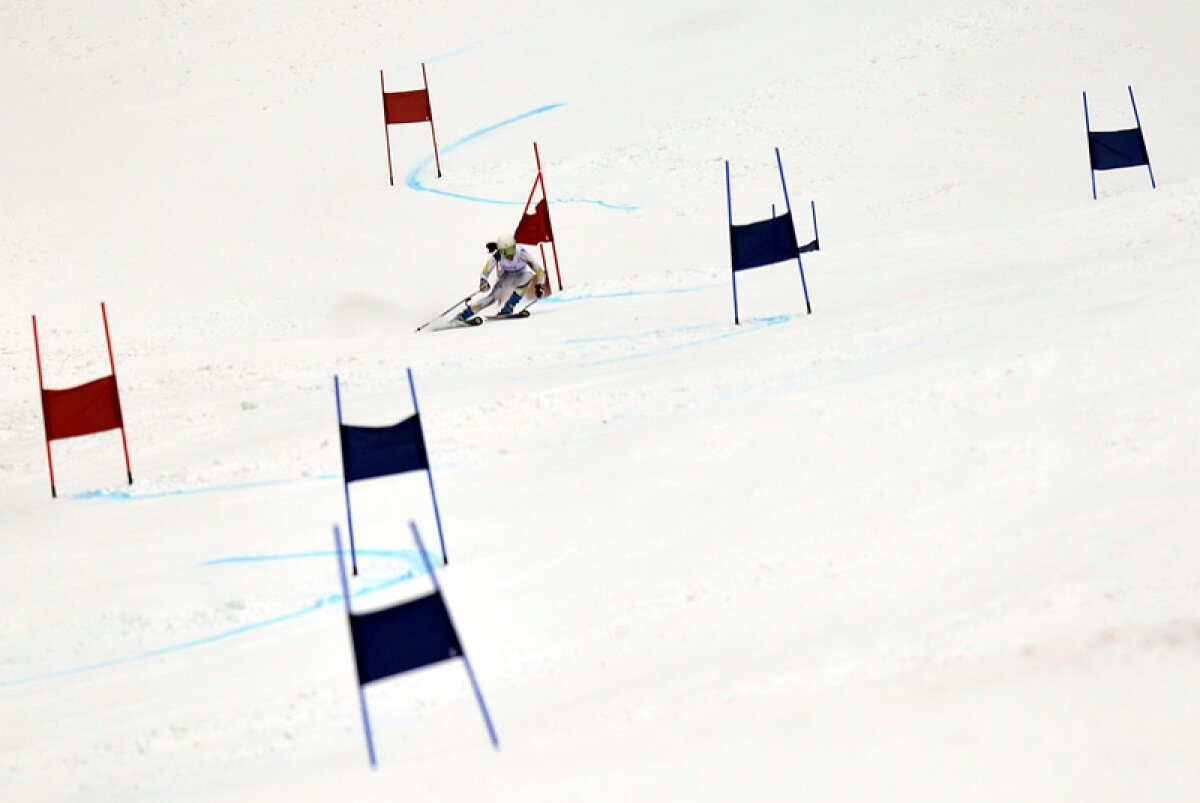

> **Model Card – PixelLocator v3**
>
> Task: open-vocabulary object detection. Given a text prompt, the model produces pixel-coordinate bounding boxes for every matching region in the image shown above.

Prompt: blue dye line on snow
[0,550,431,690]
[404,103,637,210]
[411,43,474,66]
[200,548,425,567]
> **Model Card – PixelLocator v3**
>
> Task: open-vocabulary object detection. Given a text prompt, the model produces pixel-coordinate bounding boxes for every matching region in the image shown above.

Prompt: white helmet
[495,234,517,255]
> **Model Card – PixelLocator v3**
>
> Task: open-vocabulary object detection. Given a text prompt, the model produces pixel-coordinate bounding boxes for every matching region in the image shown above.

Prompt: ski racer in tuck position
[454,234,546,324]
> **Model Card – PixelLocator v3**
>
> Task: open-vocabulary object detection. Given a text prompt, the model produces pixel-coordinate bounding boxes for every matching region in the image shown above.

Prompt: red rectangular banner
[383,89,431,125]
[41,375,124,442]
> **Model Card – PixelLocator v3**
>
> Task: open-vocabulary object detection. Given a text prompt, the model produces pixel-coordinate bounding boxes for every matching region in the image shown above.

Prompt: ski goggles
[499,244,517,257]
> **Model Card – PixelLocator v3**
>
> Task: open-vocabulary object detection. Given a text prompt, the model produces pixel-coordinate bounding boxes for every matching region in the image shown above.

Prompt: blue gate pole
[409,521,500,749]
[334,525,378,768]
[726,161,741,325]
[1127,85,1156,189]
[334,375,360,575]
[1083,92,1098,200]
[775,148,812,314]
[407,368,448,564]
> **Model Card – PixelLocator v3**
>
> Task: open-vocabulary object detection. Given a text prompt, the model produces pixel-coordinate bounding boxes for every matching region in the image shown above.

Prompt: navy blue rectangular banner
[339,414,428,483]
[729,211,801,272]
[1088,128,1150,171]
[350,592,463,685]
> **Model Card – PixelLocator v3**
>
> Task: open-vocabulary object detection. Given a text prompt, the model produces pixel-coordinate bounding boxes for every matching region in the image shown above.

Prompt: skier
[454,234,545,324]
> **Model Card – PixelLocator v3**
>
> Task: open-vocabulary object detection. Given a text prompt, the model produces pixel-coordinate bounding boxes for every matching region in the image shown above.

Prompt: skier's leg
[499,291,523,315]
[457,285,501,321]
[498,268,536,315]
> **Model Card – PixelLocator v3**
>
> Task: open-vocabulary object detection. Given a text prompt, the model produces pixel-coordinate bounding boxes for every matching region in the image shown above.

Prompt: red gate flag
[513,142,562,293]
[381,65,442,184]
[41,376,124,441]
[32,302,134,497]
[514,198,554,246]
[383,89,430,125]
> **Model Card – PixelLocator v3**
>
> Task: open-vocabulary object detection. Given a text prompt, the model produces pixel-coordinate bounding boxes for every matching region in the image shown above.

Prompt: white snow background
[2,1,1199,800]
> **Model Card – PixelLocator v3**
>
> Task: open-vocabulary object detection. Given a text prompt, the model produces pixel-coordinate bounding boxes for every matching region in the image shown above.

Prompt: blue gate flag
[339,415,429,484]
[730,212,801,272]
[349,592,462,684]
[725,148,818,323]
[335,371,449,575]
[1088,128,1149,171]
[334,522,499,768]
[1083,87,1156,199]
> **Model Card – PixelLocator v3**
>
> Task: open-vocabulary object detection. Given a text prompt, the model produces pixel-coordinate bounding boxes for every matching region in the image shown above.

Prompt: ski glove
[535,283,546,298]
[479,279,490,292]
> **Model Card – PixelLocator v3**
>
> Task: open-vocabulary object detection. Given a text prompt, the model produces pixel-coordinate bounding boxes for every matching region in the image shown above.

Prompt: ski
[426,315,482,332]
[416,293,479,332]
[488,309,530,320]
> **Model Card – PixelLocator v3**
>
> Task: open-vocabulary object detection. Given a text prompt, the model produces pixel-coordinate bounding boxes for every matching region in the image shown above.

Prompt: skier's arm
[525,251,546,285]
[479,256,497,290]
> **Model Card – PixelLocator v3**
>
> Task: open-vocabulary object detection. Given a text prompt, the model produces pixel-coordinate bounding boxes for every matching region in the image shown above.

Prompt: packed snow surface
[2,1,1198,800]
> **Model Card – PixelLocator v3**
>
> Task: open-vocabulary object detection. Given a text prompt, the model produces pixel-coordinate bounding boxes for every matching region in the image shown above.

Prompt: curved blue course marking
[403,103,562,202]
[200,548,428,567]
[404,103,637,210]
[395,37,490,70]
[411,43,475,66]
[0,550,431,690]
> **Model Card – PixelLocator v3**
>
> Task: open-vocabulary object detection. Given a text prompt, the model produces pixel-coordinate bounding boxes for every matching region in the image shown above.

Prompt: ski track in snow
[573,314,792,367]
[69,285,752,499]
[72,474,343,500]
[0,550,431,689]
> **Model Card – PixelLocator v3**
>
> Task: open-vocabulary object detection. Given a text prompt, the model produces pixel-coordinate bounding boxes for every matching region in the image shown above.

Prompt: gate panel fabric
[383,89,431,124]
[339,414,429,484]
[514,198,554,245]
[41,375,124,442]
[730,212,801,272]
[1088,128,1150,171]
[349,592,462,685]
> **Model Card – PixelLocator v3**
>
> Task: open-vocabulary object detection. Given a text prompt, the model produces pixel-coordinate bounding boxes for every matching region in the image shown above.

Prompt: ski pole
[416,294,474,332]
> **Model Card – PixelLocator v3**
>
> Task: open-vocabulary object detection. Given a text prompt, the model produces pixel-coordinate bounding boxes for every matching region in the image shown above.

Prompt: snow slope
[2,1,1199,800]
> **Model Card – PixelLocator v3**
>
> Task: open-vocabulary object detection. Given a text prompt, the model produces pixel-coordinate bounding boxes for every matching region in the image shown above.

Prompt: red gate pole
[520,173,540,213]
[381,70,395,186]
[100,303,133,486]
[422,63,442,178]
[518,159,553,297]
[31,314,58,498]
[532,143,563,289]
